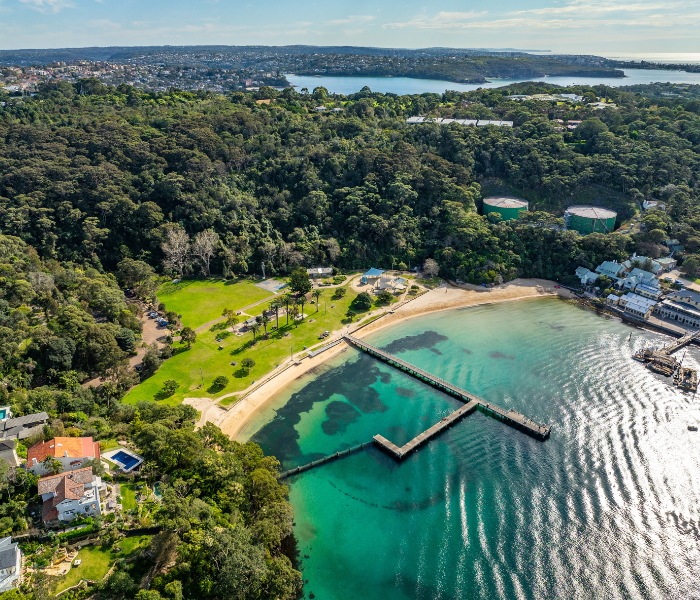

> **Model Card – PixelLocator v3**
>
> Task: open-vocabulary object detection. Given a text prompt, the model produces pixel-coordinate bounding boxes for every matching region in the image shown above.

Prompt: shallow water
[243,298,700,600]
[286,69,700,95]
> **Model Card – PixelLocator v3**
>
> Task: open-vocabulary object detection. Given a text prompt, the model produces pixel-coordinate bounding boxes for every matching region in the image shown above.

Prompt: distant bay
[287,68,700,95]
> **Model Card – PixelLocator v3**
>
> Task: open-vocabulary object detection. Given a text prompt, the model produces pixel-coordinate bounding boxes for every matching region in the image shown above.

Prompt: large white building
[0,537,21,592]
[619,293,657,319]
[654,290,700,329]
[38,466,106,526]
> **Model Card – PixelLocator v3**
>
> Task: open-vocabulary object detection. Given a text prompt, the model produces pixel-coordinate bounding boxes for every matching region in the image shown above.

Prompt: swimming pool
[111,450,140,470]
[0,409,6,420]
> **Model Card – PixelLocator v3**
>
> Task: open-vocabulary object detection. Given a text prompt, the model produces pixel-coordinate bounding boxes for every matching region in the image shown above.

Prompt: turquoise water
[243,298,700,600]
[287,69,700,95]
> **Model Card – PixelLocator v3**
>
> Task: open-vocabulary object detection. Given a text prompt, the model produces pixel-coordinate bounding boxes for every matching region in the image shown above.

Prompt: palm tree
[283,293,294,326]
[313,289,323,312]
[270,299,281,328]
[297,295,307,322]
[250,322,261,342]
[260,314,270,337]
[289,304,300,328]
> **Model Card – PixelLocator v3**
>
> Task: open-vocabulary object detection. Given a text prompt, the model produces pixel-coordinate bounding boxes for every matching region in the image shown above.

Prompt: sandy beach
[206,278,573,441]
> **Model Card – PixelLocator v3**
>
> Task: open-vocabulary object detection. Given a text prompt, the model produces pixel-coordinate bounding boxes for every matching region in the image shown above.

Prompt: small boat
[688,425,698,432]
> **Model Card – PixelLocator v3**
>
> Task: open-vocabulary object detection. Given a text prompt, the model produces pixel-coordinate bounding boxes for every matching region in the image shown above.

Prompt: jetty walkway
[343,334,552,442]
[659,329,700,355]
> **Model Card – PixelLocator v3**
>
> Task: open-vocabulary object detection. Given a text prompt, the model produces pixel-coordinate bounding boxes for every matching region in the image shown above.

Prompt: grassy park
[156,277,274,329]
[52,535,151,593]
[124,282,403,406]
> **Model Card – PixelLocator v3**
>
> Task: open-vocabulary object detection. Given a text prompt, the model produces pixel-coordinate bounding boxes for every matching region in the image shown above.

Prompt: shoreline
[217,278,574,441]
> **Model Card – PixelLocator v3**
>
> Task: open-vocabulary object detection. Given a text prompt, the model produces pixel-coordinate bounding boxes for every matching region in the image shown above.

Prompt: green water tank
[483,196,528,221]
[565,206,617,235]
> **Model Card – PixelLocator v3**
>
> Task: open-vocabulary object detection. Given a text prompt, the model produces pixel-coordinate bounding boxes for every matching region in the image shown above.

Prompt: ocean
[242,298,700,600]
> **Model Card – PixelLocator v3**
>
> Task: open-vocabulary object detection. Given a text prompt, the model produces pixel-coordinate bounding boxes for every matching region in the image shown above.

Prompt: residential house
[595,261,625,280]
[0,440,20,468]
[643,200,666,211]
[27,437,100,476]
[575,266,598,287]
[606,294,620,306]
[655,257,677,271]
[664,239,685,254]
[620,268,658,290]
[621,257,662,275]
[38,467,106,526]
[314,106,327,112]
[306,267,333,278]
[619,293,657,319]
[0,411,49,441]
[0,537,21,592]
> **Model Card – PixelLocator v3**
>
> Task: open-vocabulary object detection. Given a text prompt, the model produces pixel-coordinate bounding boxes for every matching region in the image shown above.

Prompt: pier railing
[278,441,372,480]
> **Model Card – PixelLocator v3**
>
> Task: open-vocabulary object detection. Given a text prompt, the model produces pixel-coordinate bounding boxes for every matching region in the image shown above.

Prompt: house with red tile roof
[27,437,100,476]
[37,466,105,526]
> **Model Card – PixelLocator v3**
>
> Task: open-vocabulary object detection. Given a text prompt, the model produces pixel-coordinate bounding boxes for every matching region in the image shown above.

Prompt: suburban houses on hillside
[38,466,106,526]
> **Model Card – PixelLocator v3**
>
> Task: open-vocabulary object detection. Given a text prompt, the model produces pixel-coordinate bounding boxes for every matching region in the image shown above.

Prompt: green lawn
[123,285,400,405]
[53,535,151,592]
[119,483,137,511]
[98,439,121,453]
[156,277,275,329]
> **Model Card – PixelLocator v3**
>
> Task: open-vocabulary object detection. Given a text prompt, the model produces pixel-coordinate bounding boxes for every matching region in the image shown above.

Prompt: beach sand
[204,278,573,440]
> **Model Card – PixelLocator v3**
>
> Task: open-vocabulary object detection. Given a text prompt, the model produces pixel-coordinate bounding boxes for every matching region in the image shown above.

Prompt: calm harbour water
[241,298,700,600]
[286,69,700,95]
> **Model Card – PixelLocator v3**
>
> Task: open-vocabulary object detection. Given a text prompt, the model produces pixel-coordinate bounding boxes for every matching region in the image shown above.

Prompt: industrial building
[565,206,617,235]
[483,196,528,221]
[619,293,657,319]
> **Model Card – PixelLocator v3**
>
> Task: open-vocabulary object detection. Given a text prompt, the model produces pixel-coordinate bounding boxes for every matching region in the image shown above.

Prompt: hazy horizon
[0,0,698,54]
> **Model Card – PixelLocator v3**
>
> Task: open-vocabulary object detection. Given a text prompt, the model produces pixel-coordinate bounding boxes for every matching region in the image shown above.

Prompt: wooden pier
[344,334,552,442]
[659,330,700,356]
[374,400,478,459]
[278,441,372,480]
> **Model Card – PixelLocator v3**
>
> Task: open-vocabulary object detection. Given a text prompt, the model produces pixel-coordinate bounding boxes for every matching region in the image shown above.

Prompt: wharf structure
[343,334,552,444]
[633,329,700,389]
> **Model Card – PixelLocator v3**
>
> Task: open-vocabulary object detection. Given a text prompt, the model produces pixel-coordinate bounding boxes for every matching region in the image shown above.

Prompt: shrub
[376,291,393,305]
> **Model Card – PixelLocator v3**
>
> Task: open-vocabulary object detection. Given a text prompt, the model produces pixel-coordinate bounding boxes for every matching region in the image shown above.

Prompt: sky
[0,0,699,54]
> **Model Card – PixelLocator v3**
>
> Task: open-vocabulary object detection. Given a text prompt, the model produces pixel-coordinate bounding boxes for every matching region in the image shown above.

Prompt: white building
[306,267,333,278]
[655,299,700,329]
[575,266,598,287]
[619,293,657,319]
[27,437,101,476]
[38,467,106,526]
[0,537,21,592]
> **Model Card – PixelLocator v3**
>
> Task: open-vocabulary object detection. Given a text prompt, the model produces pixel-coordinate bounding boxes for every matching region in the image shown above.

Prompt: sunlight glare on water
[243,298,700,600]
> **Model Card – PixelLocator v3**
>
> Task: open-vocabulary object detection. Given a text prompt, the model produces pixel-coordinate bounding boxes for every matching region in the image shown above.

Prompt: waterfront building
[620,268,658,290]
[619,293,657,319]
[654,298,700,329]
[606,294,620,306]
[666,290,700,309]
[655,257,677,271]
[575,266,598,287]
[634,283,663,300]
[0,537,21,592]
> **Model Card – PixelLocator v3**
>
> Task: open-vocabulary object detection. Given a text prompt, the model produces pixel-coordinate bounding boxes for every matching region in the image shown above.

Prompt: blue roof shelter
[361,268,385,285]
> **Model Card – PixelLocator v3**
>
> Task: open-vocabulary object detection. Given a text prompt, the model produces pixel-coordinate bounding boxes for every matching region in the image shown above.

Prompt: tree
[162,380,180,396]
[41,455,62,475]
[117,258,155,290]
[250,322,261,341]
[282,293,294,326]
[377,290,393,305]
[269,299,282,328]
[289,266,312,295]
[423,258,439,277]
[162,228,191,278]
[180,327,196,349]
[313,288,323,312]
[258,314,270,337]
[296,296,307,323]
[289,304,300,327]
[142,342,163,377]
[210,375,229,392]
[241,358,255,373]
[681,256,700,276]
[351,292,372,311]
[191,229,219,277]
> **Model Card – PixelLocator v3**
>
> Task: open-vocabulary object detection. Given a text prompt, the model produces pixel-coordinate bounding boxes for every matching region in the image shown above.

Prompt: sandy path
[216,278,573,440]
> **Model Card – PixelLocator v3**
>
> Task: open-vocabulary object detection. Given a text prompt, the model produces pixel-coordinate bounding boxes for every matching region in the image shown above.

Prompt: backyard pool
[104,449,143,472]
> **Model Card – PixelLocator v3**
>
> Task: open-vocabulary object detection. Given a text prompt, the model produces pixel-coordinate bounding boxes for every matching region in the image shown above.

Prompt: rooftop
[483,196,528,209]
[565,205,617,219]
[27,436,98,464]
